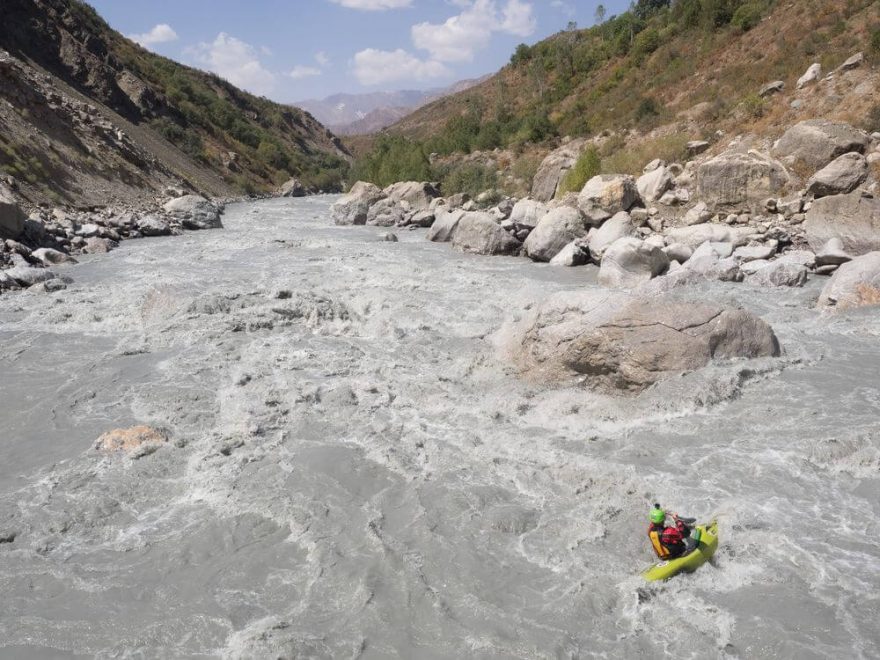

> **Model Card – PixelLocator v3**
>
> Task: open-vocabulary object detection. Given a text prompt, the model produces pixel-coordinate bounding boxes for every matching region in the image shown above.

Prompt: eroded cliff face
[0,0,350,209]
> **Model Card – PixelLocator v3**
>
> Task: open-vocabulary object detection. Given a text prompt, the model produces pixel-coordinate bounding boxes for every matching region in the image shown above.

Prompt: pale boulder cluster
[0,187,223,294]
[331,117,880,313]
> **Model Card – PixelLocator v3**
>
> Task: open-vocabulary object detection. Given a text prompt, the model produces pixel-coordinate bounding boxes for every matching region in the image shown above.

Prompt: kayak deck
[641,520,719,581]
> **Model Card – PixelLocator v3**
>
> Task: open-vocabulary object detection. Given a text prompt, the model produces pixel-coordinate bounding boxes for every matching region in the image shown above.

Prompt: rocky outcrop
[696,151,789,210]
[0,186,26,239]
[531,139,587,201]
[279,178,306,197]
[383,181,439,211]
[578,175,640,216]
[94,425,169,457]
[452,212,521,256]
[330,182,384,226]
[427,209,464,242]
[817,252,880,309]
[523,207,586,262]
[597,237,669,288]
[163,195,223,230]
[805,153,868,198]
[509,199,550,228]
[589,212,637,261]
[502,291,780,394]
[772,120,870,171]
[804,191,880,255]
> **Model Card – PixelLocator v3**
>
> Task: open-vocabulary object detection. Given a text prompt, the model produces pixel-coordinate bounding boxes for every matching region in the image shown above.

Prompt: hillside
[0,0,350,208]
[356,0,880,194]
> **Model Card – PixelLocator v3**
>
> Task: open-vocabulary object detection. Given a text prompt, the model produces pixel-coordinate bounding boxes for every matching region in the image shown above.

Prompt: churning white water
[0,197,878,658]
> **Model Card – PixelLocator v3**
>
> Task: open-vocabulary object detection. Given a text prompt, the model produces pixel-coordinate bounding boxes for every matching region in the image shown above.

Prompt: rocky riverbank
[331,118,880,319]
[0,187,226,294]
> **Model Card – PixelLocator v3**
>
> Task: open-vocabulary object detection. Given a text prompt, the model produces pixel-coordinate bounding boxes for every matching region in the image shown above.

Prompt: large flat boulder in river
[500,291,781,394]
[817,252,880,310]
[383,181,439,211]
[451,212,521,256]
[427,209,464,242]
[804,191,880,255]
[163,195,222,230]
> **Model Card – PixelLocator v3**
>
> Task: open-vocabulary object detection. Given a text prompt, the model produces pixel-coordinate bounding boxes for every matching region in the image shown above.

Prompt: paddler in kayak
[648,503,699,560]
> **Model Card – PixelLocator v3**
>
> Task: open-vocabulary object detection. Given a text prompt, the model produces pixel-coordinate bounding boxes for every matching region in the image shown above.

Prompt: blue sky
[89,0,630,102]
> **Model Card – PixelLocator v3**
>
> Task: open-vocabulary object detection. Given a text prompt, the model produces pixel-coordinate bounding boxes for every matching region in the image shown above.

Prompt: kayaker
[648,504,695,560]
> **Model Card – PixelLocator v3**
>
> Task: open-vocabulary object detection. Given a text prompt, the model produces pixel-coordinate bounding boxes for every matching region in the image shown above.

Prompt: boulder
[82,237,118,254]
[94,425,169,457]
[451,212,521,256]
[759,81,785,97]
[509,199,550,228]
[578,175,640,215]
[772,120,870,171]
[383,181,439,211]
[330,182,384,226]
[523,207,587,262]
[839,52,864,71]
[549,241,589,267]
[733,245,776,262]
[666,223,752,249]
[806,153,868,198]
[279,178,306,197]
[5,266,56,287]
[502,290,780,394]
[598,237,669,288]
[815,238,852,267]
[531,138,588,201]
[0,186,26,239]
[406,209,435,228]
[366,198,405,227]
[663,243,693,263]
[797,63,822,89]
[31,247,77,266]
[817,252,880,309]
[589,211,636,261]
[687,141,710,155]
[697,151,789,210]
[804,191,880,255]
[683,255,743,282]
[137,215,171,237]
[163,195,223,230]
[746,261,809,287]
[427,209,465,242]
[636,166,674,203]
[776,250,817,269]
[683,201,712,226]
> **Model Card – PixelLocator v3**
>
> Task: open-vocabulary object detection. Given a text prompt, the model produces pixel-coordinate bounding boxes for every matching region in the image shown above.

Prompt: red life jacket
[648,522,685,559]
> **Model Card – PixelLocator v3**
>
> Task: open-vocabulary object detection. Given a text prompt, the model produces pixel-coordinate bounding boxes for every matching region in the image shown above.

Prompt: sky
[88,0,631,102]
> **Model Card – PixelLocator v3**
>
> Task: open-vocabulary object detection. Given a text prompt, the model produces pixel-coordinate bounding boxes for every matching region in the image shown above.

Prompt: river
[1,196,878,658]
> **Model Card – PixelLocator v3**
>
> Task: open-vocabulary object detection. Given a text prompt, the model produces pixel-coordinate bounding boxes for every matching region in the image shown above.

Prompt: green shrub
[741,93,766,118]
[871,28,880,55]
[351,136,433,188]
[732,2,765,31]
[559,146,601,196]
[438,162,497,197]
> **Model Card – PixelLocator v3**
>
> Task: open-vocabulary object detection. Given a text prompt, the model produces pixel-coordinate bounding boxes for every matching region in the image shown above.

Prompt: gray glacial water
[1,196,878,659]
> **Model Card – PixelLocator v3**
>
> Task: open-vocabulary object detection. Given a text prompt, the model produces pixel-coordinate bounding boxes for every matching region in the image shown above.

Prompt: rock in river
[94,425,169,457]
[501,290,781,394]
[523,207,586,262]
[817,252,880,310]
[451,212,521,256]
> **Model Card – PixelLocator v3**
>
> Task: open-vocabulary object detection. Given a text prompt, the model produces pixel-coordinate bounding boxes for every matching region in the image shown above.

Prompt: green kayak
[641,520,719,582]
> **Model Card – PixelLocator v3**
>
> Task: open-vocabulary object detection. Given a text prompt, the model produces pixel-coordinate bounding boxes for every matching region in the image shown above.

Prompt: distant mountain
[296,77,489,136]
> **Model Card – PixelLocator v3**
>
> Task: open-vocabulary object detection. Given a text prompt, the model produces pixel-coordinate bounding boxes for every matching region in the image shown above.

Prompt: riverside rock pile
[331,118,880,310]
[0,187,224,294]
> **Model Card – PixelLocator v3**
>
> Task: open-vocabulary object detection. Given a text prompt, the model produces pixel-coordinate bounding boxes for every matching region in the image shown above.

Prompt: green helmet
[650,507,666,524]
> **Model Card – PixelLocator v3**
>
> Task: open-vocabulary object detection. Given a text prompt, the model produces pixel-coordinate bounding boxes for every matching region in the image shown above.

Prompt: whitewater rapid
[0,197,878,658]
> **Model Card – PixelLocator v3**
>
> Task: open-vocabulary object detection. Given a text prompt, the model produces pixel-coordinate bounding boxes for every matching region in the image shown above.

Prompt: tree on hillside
[595,4,607,24]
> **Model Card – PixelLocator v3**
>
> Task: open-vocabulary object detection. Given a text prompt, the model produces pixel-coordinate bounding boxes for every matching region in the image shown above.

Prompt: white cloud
[189,33,276,96]
[289,65,322,79]
[550,0,575,18]
[329,0,412,9]
[352,48,450,86]
[129,24,178,48]
[411,0,536,63]
[315,51,331,66]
